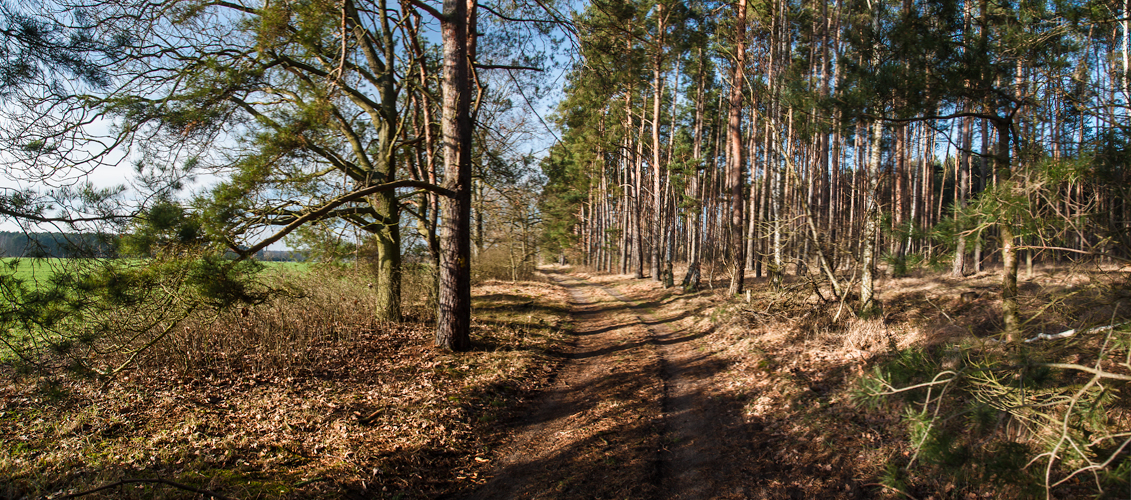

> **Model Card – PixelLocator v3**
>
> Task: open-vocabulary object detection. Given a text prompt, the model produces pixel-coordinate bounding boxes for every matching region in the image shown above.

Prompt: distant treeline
[254,250,305,262]
[0,232,303,261]
[0,232,117,258]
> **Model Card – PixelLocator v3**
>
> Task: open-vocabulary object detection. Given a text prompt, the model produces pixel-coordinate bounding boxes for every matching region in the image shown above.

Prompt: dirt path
[599,285,753,499]
[451,271,754,499]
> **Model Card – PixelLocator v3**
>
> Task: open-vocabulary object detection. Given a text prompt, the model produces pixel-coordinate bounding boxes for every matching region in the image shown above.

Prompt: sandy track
[451,271,753,499]
[598,282,752,499]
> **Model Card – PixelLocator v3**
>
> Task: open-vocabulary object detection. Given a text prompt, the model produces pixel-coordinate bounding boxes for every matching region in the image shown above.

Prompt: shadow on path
[447,271,754,500]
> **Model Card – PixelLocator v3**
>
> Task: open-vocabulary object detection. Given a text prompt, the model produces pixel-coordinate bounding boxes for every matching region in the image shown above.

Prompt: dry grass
[704,262,1131,498]
[567,260,1131,498]
[0,267,572,500]
[472,247,537,284]
[12,259,1123,499]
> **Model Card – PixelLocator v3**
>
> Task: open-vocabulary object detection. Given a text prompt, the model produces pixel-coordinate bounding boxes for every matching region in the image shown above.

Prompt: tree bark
[860,117,883,315]
[435,0,475,351]
[651,3,667,283]
[633,82,647,279]
[994,119,1020,341]
[952,115,971,276]
[745,98,760,272]
[727,0,748,296]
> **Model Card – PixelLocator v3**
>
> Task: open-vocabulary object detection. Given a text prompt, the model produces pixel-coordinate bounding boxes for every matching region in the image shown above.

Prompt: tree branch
[406,0,446,22]
[473,62,543,72]
[0,207,133,225]
[479,3,565,25]
[1040,363,1131,382]
[207,0,258,16]
[265,206,378,225]
[58,478,236,500]
[860,110,1009,125]
[234,180,454,258]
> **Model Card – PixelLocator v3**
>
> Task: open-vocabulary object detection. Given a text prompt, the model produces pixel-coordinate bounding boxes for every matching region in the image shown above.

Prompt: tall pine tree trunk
[727,0,748,296]
[651,45,665,282]
[745,103,759,272]
[634,109,647,279]
[436,0,475,351]
[648,5,670,282]
[952,115,971,276]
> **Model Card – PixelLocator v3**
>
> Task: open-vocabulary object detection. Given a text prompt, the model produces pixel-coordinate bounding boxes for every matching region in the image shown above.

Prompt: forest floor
[450,269,754,499]
[1,272,577,500]
[2,263,1129,499]
[452,262,1131,499]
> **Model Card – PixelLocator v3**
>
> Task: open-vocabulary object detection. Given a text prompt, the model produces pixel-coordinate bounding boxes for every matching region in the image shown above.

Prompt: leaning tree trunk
[436,0,474,351]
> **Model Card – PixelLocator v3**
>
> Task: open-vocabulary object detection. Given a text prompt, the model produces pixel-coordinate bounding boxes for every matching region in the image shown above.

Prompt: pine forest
[1,0,1129,498]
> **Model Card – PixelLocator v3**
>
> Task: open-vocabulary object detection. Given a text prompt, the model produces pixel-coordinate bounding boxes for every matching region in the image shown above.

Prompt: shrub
[857,326,1131,497]
[473,246,536,284]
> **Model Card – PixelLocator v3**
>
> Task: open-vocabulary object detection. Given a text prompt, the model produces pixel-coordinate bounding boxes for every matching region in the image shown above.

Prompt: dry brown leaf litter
[3,263,1128,499]
[1,276,572,500]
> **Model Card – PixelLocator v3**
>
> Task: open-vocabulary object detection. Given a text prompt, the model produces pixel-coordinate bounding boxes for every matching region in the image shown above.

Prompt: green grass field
[1,258,69,285]
[0,257,310,362]
[2,257,310,282]
[259,260,312,272]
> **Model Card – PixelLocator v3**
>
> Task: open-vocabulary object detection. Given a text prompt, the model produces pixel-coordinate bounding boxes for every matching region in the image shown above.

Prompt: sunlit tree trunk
[745,103,759,272]
[436,0,475,351]
[651,3,667,283]
[727,0,748,296]
[860,117,883,314]
[685,48,706,284]
[634,98,647,279]
[621,132,632,274]
[952,115,971,276]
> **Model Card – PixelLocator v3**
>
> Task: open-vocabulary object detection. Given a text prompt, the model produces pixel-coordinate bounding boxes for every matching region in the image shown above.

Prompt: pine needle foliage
[0,202,270,382]
[858,326,1131,497]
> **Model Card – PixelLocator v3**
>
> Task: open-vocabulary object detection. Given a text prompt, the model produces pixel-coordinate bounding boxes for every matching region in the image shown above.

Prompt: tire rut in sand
[597,284,752,500]
[451,272,753,499]
[452,272,664,499]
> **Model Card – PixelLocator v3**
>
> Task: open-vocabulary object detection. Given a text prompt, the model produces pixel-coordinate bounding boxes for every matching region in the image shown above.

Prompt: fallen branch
[924,296,956,324]
[1012,245,1131,264]
[1025,323,1127,343]
[358,408,383,425]
[56,478,237,500]
[1038,362,1131,382]
[873,370,960,395]
[862,482,919,500]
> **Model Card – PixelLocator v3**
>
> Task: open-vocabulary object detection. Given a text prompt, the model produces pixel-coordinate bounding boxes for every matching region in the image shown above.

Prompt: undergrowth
[692,261,1131,498]
[0,267,573,499]
[858,327,1131,498]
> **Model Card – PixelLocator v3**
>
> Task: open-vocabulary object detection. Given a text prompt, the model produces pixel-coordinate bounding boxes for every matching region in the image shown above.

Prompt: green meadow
[259,260,312,272]
[0,257,308,360]
[1,258,69,285]
[2,257,309,283]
